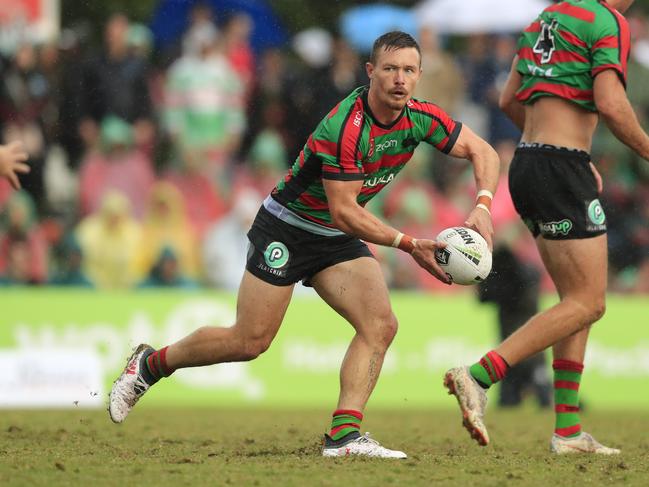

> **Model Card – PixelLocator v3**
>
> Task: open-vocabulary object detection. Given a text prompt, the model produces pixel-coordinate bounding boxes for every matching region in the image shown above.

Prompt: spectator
[79,115,154,219]
[133,181,200,282]
[0,43,51,212]
[164,22,245,178]
[222,13,255,102]
[49,236,93,287]
[0,191,48,284]
[414,27,464,115]
[76,190,141,289]
[203,189,261,290]
[79,13,154,153]
[163,147,227,238]
[138,246,198,289]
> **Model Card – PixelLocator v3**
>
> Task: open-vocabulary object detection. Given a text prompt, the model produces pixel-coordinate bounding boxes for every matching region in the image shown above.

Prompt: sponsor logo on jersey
[527,65,555,78]
[375,139,397,152]
[363,173,395,188]
[353,110,363,127]
[263,242,289,269]
[540,219,573,236]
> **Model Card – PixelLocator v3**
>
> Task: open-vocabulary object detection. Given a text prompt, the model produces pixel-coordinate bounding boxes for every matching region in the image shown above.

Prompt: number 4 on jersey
[533,19,559,64]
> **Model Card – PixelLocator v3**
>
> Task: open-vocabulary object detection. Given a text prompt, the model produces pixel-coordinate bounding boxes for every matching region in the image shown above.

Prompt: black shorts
[246,206,374,286]
[509,143,607,240]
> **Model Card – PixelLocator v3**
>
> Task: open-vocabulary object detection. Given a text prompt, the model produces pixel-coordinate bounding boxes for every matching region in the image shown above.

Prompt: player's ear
[365,62,374,80]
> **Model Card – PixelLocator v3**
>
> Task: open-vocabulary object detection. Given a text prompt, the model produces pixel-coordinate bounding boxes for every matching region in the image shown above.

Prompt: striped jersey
[270,86,461,230]
[515,0,630,112]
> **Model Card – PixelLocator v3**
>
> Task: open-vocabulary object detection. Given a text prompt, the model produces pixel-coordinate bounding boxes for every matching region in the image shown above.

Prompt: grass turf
[2,408,648,487]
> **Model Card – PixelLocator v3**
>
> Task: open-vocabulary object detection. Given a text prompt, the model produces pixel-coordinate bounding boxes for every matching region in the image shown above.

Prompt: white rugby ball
[434,227,492,285]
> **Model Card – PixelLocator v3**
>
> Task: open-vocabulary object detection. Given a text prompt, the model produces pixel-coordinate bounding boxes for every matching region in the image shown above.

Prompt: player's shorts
[246,206,374,286]
[508,142,607,240]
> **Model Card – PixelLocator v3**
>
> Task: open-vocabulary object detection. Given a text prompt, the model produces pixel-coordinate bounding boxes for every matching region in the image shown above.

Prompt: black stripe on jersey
[409,108,461,154]
[442,122,463,154]
[322,172,366,181]
[336,103,356,173]
[274,152,322,205]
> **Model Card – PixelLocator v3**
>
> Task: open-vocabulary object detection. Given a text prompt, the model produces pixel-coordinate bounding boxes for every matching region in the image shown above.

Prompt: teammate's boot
[444,366,489,446]
[322,432,407,458]
[550,432,620,455]
[109,344,155,423]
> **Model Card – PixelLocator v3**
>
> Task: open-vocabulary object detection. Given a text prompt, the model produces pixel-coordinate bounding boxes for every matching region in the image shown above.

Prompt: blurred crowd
[0,5,647,293]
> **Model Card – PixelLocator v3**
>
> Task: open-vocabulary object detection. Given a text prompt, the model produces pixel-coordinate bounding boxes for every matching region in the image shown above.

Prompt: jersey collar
[361,86,407,130]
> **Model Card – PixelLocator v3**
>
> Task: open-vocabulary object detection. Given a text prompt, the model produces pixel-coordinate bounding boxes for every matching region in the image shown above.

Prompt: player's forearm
[600,100,649,161]
[331,204,404,249]
[468,142,500,196]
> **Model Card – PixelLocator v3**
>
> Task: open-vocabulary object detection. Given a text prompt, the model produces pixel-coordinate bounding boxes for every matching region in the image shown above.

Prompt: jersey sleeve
[416,103,462,154]
[590,8,630,87]
[318,101,366,181]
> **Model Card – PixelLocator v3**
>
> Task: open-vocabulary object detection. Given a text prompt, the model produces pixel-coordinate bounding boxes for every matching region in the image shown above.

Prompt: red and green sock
[553,359,583,438]
[140,346,175,385]
[469,350,510,389]
[329,409,362,441]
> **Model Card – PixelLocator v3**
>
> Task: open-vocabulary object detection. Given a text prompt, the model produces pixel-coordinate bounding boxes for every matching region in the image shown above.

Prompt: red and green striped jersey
[270,86,461,230]
[515,0,630,112]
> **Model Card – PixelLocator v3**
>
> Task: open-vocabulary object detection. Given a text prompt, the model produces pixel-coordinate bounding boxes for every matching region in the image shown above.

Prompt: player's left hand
[464,207,494,252]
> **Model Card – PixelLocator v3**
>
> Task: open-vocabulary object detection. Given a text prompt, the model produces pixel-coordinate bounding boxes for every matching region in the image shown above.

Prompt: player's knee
[240,335,273,361]
[586,298,606,324]
[371,312,398,349]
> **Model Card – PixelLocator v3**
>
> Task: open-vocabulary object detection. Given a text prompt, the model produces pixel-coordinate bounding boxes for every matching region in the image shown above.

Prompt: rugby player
[110,31,500,458]
[0,141,29,189]
[445,0,645,454]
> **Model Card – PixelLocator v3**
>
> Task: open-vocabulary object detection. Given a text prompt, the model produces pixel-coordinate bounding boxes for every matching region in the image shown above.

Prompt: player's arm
[594,70,649,161]
[323,178,451,284]
[0,141,29,190]
[498,56,526,132]
[447,125,500,250]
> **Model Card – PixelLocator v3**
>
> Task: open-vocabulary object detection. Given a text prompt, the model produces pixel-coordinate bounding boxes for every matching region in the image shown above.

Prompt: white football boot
[109,344,154,423]
[322,432,407,458]
[551,432,620,455]
[444,366,489,446]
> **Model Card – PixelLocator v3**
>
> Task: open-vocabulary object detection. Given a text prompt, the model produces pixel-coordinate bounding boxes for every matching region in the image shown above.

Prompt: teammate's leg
[310,257,406,458]
[534,237,619,454]
[109,271,294,423]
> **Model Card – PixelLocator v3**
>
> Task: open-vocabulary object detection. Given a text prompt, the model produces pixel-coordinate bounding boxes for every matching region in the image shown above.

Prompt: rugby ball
[434,227,492,285]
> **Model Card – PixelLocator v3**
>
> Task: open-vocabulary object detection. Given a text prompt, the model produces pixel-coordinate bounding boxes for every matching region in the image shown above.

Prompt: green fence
[1,289,647,409]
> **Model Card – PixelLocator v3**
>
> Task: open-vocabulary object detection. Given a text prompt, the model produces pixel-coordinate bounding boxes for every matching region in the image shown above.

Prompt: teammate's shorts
[509,142,607,240]
[246,206,374,286]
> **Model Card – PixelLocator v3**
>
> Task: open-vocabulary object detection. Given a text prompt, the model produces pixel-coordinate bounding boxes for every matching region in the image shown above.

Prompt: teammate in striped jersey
[445,0,647,454]
[109,31,500,458]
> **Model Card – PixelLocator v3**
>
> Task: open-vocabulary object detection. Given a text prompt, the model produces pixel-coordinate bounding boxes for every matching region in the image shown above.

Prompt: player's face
[366,47,422,111]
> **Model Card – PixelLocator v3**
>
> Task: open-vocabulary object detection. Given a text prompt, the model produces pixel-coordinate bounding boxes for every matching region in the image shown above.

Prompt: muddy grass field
[1,408,648,486]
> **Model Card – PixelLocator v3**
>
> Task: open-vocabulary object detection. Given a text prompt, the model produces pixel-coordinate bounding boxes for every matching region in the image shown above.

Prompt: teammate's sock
[139,346,175,386]
[469,350,510,389]
[553,359,583,438]
[329,409,363,442]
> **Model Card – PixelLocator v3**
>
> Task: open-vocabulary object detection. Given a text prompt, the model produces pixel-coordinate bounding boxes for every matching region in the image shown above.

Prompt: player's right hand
[410,238,452,285]
[0,141,30,190]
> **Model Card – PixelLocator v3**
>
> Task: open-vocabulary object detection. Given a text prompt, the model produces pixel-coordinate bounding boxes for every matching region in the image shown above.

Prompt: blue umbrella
[340,4,418,53]
[150,0,287,54]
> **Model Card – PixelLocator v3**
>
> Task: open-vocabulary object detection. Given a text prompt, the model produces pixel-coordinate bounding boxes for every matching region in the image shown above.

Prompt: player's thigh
[233,270,295,342]
[536,234,607,299]
[310,257,395,334]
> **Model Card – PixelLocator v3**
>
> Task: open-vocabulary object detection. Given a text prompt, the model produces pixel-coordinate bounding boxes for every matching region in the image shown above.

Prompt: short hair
[370,31,421,65]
